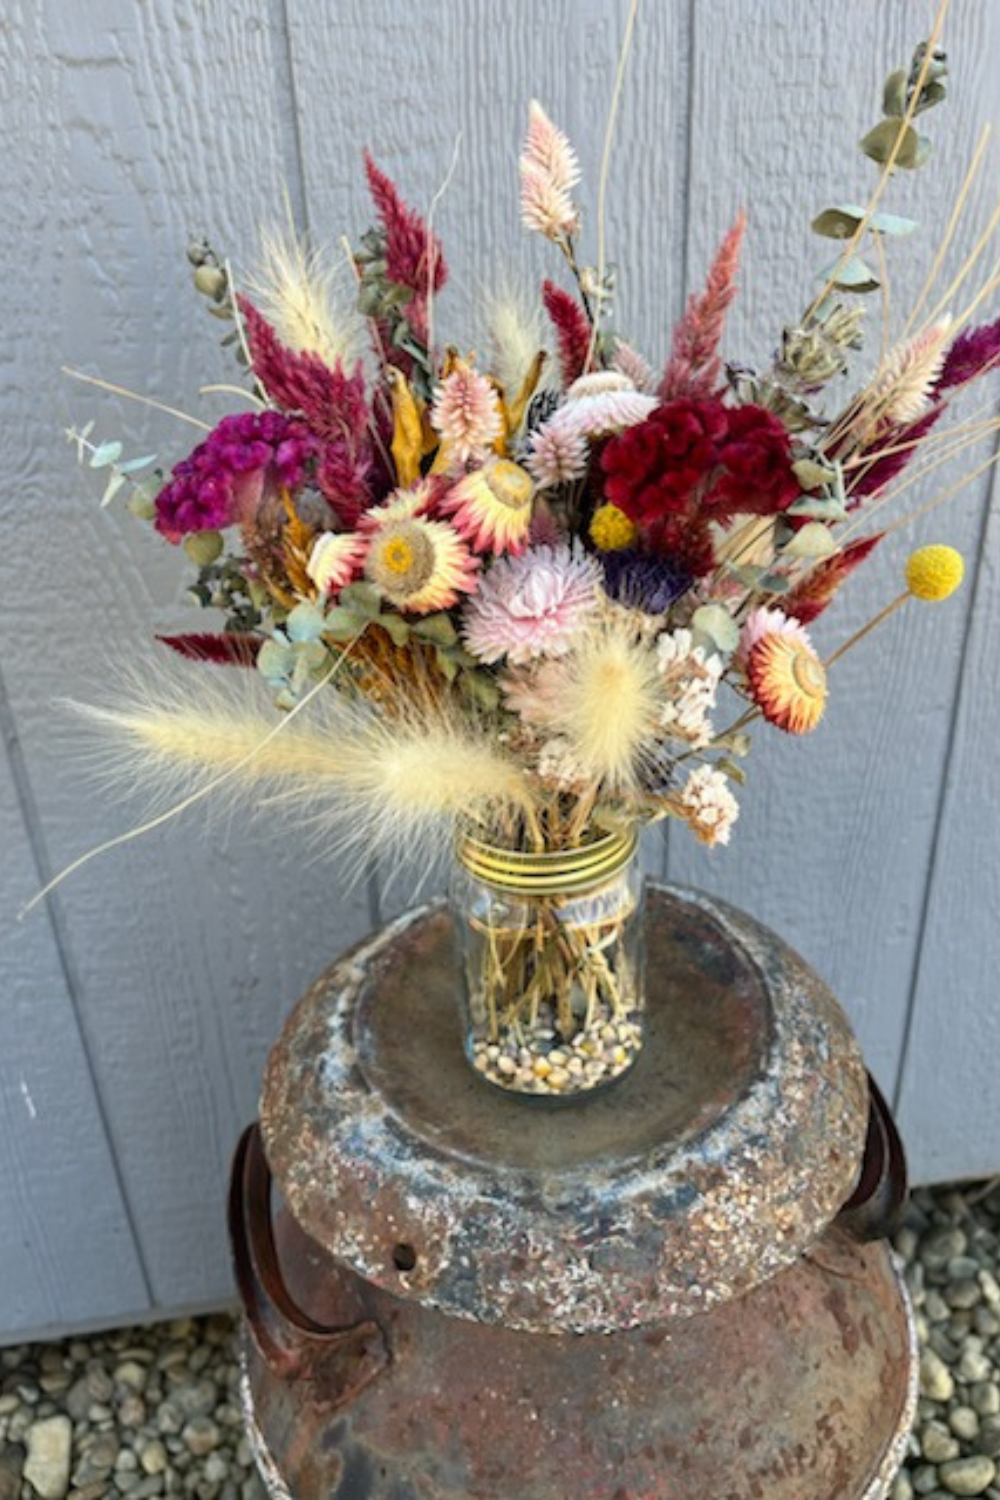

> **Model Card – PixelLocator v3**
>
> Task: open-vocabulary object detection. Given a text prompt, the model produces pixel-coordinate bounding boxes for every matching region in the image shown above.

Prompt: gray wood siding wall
[1,0,997,1341]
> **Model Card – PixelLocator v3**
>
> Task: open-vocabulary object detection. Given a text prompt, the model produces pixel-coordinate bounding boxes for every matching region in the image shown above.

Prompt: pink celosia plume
[519,100,581,240]
[659,211,747,401]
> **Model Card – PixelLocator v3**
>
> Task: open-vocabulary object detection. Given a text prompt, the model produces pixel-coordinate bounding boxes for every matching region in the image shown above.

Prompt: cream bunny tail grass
[23,666,533,914]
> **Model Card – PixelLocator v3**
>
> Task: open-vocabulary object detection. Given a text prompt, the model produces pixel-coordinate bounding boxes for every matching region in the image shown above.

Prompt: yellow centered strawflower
[905,544,965,602]
[589,503,637,551]
[383,537,415,574]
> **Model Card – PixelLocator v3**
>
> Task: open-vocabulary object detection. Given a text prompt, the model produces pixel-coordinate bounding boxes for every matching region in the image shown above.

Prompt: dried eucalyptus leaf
[869,210,918,236]
[462,672,500,711]
[883,68,908,118]
[787,493,849,521]
[338,581,382,617]
[412,612,458,647]
[320,607,367,641]
[791,457,838,490]
[89,440,123,468]
[286,601,328,642]
[756,573,790,594]
[99,471,127,508]
[783,522,838,559]
[380,614,411,646]
[257,639,293,678]
[819,255,880,293]
[811,205,866,239]
[860,118,927,169]
[691,605,739,655]
[435,648,459,682]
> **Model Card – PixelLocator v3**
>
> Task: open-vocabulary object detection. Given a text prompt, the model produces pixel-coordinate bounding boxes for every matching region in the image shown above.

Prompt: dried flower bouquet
[63,18,1000,1094]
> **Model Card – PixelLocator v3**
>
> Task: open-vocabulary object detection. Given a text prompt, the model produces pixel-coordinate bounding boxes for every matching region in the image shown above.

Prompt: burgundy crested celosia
[659,211,747,401]
[239,297,374,526]
[847,405,943,501]
[782,533,884,625]
[154,410,320,542]
[936,312,1000,393]
[542,279,592,385]
[156,633,261,666]
[364,153,447,348]
[599,397,798,575]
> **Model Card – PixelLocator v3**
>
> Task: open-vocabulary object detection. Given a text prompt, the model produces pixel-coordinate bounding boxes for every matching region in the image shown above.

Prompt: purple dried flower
[154,412,320,542]
[600,550,692,615]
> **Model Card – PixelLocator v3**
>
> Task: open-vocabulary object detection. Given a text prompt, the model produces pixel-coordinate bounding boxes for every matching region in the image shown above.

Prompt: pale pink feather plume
[519,101,581,239]
[659,210,747,401]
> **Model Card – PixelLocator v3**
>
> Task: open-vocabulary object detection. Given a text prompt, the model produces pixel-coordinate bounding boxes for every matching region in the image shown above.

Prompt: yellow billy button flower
[905,544,965,602]
[825,543,967,670]
[589,503,637,552]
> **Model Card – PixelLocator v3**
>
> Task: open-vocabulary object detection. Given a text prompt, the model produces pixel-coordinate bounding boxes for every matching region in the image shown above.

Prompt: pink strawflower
[358,478,441,533]
[364,516,479,614]
[307,532,368,598]
[461,542,601,664]
[430,358,503,464]
[737,606,811,666]
[438,459,535,555]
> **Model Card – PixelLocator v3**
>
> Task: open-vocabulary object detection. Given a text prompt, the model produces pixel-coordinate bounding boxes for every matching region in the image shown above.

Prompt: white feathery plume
[866,315,954,426]
[70,663,534,878]
[245,223,366,368]
[481,282,553,402]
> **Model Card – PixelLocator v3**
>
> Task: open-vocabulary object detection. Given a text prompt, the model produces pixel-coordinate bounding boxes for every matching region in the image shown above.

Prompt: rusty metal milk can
[231,884,916,1499]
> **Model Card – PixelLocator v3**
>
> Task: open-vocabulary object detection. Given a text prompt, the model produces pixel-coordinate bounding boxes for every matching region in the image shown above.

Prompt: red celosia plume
[239,296,374,524]
[542,279,592,384]
[156,633,261,666]
[782,533,884,624]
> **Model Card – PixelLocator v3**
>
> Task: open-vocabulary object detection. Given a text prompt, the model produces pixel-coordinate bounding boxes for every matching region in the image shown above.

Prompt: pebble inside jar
[452,828,646,1099]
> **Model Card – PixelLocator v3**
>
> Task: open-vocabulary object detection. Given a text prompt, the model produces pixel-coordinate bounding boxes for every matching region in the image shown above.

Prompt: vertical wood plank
[668,1,1000,1125]
[895,450,1000,1183]
[1,0,373,1321]
[0,693,150,1340]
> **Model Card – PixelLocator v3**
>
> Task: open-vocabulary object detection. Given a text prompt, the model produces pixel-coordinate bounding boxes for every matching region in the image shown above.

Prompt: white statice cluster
[655,629,724,749]
[678,765,740,847]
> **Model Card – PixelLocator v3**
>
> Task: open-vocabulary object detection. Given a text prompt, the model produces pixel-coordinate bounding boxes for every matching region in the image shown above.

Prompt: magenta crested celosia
[461,542,601,664]
[154,411,319,542]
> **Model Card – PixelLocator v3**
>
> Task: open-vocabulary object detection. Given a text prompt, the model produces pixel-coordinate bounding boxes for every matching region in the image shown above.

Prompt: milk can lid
[260,884,869,1334]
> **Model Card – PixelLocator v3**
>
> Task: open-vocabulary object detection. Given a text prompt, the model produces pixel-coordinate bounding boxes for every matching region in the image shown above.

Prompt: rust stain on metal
[260,884,869,1334]
[241,1210,916,1500]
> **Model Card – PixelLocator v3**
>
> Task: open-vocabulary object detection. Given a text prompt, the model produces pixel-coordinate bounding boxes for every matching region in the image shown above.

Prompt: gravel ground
[1,1179,999,1498]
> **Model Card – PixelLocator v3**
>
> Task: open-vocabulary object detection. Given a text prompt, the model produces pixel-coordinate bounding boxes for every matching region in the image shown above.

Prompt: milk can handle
[839,1072,907,1241]
[228,1121,389,1397]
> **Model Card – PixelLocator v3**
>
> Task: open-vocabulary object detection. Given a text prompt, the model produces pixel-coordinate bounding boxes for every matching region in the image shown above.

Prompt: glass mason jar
[451,827,646,1100]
